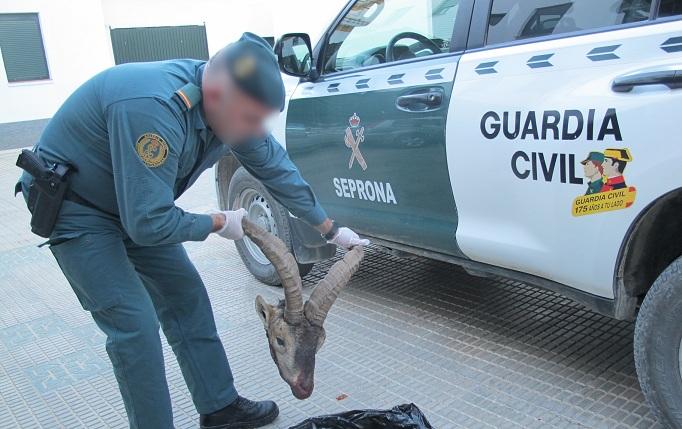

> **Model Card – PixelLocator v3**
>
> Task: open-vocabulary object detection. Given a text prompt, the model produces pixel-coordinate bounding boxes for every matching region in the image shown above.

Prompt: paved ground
[0,146,660,428]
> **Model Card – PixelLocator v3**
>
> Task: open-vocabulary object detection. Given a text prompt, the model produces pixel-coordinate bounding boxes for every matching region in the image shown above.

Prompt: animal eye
[276,337,285,347]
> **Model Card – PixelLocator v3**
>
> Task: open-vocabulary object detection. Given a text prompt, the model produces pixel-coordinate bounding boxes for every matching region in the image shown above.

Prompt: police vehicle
[216,0,682,425]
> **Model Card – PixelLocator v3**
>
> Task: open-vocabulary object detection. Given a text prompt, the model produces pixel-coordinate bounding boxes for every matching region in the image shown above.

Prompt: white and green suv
[217,0,682,426]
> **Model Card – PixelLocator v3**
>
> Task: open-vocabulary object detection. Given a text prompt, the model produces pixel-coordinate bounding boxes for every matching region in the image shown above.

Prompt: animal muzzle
[290,374,314,400]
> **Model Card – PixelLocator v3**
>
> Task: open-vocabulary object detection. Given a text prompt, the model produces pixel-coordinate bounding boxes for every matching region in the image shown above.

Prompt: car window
[322,0,460,74]
[659,0,682,17]
[487,0,653,46]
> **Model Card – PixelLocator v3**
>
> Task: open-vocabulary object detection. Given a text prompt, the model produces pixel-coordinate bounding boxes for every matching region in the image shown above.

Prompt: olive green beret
[222,32,285,111]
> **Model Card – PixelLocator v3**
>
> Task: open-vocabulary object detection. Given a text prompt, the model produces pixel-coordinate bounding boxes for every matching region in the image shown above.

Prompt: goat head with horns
[242,218,364,399]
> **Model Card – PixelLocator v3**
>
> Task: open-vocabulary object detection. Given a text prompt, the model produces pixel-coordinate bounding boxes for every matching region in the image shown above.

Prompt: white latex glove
[215,208,248,240]
[328,227,370,249]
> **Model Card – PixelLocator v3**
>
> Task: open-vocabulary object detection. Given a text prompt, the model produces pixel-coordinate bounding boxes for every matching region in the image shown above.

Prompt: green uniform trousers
[49,226,238,428]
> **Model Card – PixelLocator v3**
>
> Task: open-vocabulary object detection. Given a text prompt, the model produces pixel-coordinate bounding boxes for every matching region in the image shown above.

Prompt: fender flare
[614,186,682,320]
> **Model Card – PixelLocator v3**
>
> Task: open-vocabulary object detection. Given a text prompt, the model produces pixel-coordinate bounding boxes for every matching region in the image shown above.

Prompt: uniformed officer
[580,151,605,195]
[18,33,368,429]
[601,148,632,192]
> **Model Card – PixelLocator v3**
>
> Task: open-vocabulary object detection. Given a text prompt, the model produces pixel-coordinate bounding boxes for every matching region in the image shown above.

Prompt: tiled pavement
[0,147,660,428]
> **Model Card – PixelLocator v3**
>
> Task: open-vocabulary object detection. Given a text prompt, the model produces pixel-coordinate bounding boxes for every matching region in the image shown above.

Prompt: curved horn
[242,218,304,323]
[304,246,364,327]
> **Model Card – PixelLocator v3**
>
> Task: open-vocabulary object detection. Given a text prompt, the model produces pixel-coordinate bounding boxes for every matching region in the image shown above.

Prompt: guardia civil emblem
[344,113,367,170]
[136,133,169,168]
[234,55,256,79]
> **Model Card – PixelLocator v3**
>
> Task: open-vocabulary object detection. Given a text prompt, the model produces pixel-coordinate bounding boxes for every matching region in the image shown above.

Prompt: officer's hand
[329,227,370,249]
[214,208,248,240]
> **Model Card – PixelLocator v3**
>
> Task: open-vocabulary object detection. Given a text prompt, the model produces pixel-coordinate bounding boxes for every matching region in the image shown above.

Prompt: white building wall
[0,0,112,123]
[271,0,346,43]
[0,0,348,124]
[101,0,275,56]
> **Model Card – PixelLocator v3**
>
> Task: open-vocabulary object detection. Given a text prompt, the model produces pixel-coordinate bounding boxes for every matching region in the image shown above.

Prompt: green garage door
[110,25,209,65]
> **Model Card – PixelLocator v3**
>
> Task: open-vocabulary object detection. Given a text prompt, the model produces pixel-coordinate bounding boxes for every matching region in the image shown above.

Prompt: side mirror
[275,33,314,78]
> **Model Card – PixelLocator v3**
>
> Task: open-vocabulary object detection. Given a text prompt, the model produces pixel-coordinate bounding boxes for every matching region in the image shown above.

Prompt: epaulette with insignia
[174,83,202,111]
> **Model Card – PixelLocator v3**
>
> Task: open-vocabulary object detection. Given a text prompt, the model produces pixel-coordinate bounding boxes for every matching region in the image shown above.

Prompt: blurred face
[203,70,276,144]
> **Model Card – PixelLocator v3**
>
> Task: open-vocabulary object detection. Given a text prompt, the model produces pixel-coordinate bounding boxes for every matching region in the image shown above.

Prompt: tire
[634,255,682,429]
[227,167,313,285]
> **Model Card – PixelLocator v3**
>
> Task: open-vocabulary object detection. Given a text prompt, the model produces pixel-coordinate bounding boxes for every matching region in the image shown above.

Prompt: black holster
[15,149,73,238]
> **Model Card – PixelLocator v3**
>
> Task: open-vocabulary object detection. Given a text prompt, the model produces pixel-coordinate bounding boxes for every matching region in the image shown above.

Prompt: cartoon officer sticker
[580,151,605,195]
[601,148,632,192]
[572,148,636,217]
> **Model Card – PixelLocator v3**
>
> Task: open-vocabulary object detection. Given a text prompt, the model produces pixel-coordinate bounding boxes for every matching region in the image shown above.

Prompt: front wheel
[226,167,313,285]
[634,255,682,428]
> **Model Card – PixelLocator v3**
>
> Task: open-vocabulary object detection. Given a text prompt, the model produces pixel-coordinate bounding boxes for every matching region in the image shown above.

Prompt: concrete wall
[0,0,348,124]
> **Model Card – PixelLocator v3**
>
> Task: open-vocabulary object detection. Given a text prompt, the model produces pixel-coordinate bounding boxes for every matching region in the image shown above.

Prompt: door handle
[396,88,444,111]
[612,68,682,93]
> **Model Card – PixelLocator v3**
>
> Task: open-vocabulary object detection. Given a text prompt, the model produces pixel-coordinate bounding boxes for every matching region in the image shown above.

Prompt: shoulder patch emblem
[136,133,169,168]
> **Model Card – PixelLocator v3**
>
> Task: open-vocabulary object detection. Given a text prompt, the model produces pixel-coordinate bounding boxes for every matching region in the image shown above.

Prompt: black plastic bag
[288,403,433,429]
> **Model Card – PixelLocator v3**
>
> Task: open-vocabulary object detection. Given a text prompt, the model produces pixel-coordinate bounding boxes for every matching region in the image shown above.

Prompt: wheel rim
[237,188,278,266]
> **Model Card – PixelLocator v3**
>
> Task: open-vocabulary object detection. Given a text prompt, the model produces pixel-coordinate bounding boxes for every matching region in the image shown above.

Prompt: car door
[447,0,682,297]
[286,0,473,256]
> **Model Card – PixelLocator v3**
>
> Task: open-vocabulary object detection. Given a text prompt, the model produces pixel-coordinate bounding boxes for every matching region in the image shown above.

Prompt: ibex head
[242,218,364,399]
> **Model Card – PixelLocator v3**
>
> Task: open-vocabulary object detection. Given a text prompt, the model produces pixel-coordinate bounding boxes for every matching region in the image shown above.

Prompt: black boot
[200,396,279,429]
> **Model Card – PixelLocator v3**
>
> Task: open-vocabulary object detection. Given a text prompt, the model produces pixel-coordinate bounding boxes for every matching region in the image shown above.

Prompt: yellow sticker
[572,187,637,217]
[233,55,256,79]
[573,147,636,216]
[136,133,168,168]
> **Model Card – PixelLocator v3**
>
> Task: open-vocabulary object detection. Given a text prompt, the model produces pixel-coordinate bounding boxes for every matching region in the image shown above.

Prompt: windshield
[323,0,459,73]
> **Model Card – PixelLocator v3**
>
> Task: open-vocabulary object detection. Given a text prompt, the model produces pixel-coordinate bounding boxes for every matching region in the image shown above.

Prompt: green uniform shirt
[585,178,604,195]
[25,59,326,245]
